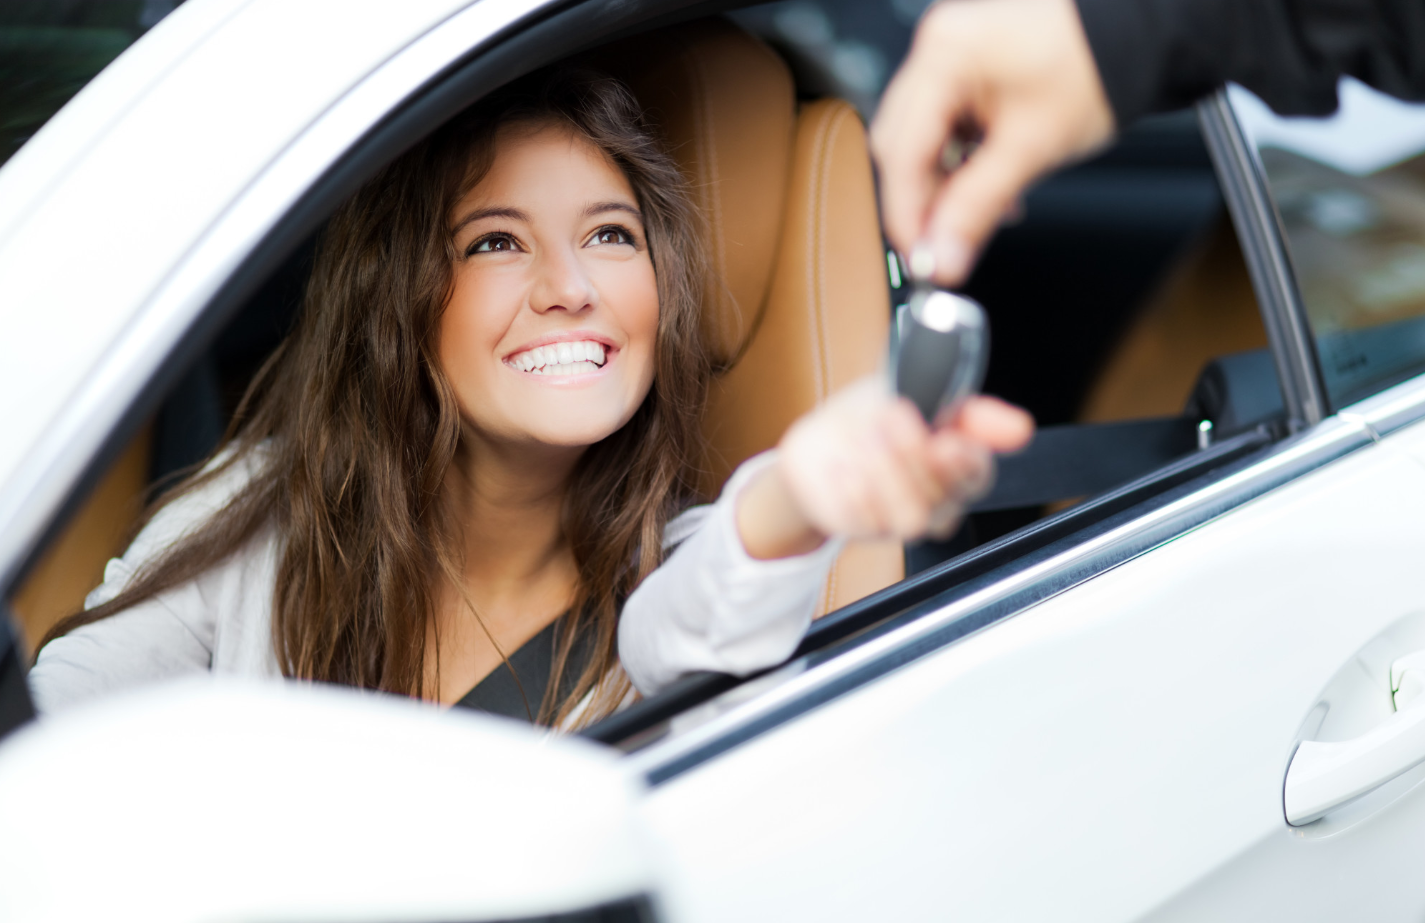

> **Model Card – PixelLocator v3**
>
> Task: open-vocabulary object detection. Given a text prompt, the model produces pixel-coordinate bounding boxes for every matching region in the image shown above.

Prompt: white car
[4,1,1425,921]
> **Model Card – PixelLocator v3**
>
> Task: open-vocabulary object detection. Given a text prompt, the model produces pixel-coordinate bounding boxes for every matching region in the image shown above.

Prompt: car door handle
[1284,655,1425,825]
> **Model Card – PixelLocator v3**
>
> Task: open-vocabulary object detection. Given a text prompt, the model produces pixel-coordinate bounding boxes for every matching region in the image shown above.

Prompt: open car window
[1230,78,1425,410]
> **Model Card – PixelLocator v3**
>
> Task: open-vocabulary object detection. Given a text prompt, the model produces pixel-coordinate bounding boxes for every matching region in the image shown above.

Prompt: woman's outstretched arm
[618,380,1031,696]
[27,453,279,713]
[617,453,843,696]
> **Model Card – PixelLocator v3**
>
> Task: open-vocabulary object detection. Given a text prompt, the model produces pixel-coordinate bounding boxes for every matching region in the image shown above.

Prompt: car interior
[3,0,1288,740]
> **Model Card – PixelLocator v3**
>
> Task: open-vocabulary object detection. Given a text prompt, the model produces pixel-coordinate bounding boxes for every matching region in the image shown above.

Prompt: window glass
[0,1,180,168]
[1230,79,1425,408]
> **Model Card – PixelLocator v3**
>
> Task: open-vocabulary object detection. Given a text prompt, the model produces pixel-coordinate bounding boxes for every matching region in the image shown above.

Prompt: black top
[1075,0,1425,126]
[453,617,597,723]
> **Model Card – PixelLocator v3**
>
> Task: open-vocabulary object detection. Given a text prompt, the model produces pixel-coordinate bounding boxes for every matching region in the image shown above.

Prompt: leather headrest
[585,21,796,365]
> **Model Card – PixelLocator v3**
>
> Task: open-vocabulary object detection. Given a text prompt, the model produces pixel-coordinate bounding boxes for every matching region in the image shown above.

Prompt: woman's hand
[736,378,1034,560]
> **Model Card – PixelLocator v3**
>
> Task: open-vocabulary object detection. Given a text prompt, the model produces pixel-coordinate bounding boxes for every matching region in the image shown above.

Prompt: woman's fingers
[952,395,1035,453]
[864,430,933,537]
[774,379,1034,543]
[925,491,971,541]
[840,397,1001,540]
[927,431,995,505]
[879,398,945,505]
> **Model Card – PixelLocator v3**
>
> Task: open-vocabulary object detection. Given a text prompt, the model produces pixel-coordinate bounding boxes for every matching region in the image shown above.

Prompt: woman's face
[440,121,660,452]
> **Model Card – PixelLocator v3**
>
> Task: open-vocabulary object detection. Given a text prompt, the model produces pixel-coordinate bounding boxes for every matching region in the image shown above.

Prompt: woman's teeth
[506,340,608,376]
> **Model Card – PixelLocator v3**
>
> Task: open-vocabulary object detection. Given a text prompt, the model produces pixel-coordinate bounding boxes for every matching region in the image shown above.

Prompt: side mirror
[0,679,660,922]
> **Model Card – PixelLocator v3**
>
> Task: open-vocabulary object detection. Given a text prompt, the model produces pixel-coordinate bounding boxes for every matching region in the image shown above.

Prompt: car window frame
[1198,90,1331,429]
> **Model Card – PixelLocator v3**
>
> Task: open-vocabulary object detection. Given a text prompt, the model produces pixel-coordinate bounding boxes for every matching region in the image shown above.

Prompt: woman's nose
[530,247,596,315]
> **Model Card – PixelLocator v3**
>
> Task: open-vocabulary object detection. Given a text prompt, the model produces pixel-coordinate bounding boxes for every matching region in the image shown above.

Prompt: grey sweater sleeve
[28,584,215,713]
[27,449,269,713]
[618,452,843,696]
[1075,0,1425,125]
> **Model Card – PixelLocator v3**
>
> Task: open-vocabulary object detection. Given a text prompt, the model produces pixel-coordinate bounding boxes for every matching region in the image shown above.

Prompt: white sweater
[29,451,841,715]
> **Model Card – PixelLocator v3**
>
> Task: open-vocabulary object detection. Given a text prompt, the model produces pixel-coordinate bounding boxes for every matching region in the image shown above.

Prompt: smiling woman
[28,68,715,727]
[413,75,715,713]
[441,120,663,450]
[26,64,1025,728]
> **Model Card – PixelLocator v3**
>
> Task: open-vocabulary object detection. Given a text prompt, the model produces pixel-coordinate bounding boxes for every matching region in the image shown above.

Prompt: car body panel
[637,415,1425,922]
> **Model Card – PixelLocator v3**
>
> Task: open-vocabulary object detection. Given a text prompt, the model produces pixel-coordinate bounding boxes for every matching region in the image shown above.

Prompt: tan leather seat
[594,19,903,613]
[9,428,151,655]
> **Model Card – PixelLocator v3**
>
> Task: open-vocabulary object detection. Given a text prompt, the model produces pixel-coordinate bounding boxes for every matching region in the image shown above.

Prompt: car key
[893,247,989,425]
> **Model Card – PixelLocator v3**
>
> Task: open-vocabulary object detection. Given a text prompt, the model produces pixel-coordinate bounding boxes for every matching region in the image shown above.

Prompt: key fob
[894,289,989,425]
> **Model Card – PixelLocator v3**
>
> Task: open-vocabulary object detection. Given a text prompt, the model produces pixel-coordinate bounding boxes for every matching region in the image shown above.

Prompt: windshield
[1,1,181,168]
[1230,78,1425,408]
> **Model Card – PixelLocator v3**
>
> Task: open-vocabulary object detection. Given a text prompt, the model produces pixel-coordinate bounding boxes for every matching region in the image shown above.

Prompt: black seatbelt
[973,416,1201,511]
[0,607,35,742]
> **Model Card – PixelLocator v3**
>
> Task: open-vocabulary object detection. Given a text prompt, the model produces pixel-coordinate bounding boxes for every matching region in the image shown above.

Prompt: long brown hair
[42,68,713,726]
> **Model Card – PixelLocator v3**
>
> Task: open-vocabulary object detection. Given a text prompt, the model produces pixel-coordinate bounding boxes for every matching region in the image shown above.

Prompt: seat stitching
[804,105,835,403]
[816,106,849,395]
[687,48,731,352]
[811,105,852,617]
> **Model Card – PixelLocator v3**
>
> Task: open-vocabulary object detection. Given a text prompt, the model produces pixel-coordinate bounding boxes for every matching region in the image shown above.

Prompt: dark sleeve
[1074,0,1425,125]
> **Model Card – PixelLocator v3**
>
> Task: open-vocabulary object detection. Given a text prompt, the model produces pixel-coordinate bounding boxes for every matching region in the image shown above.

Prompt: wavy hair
[41,67,713,726]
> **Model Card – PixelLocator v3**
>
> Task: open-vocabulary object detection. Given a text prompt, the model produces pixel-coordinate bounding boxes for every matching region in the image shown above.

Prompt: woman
[31,68,1030,728]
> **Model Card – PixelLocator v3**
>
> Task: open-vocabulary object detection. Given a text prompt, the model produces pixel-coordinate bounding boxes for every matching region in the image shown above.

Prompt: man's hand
[736,379,1034,560]
[871,0,1116,285]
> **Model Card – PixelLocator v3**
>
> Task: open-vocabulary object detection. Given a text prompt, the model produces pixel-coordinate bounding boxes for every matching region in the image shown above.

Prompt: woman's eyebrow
[452,205,529,235]
[583,201,643,221]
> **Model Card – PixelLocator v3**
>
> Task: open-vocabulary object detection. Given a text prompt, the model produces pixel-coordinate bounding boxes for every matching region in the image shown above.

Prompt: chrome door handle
[1285,655,1425,825]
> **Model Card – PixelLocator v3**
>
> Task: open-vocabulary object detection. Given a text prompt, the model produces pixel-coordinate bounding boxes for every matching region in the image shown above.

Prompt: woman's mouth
[504,339,609,376]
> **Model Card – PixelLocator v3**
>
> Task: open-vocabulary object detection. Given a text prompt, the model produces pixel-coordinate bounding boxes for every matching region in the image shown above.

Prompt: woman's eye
[593,226,633,246]
[469,233,518,255]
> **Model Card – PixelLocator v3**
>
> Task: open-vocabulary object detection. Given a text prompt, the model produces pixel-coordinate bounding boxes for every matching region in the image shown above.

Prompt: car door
[610,82,1425,922]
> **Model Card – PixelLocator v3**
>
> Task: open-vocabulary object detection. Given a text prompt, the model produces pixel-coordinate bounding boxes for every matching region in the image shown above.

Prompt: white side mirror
[0,679,659,923]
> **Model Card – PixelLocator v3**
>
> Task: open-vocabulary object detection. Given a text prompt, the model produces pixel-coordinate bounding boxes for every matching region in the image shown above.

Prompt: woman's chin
[511,413,627,449]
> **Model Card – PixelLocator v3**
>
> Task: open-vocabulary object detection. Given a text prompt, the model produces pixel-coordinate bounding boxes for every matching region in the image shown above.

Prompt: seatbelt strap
[0,607,35,742]
[973,416,1201,511]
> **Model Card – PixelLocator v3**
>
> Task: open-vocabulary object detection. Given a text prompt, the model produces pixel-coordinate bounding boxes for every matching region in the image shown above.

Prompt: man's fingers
[870,0,1117,282]
[871,56,970,257]
[921,120,1053,286]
